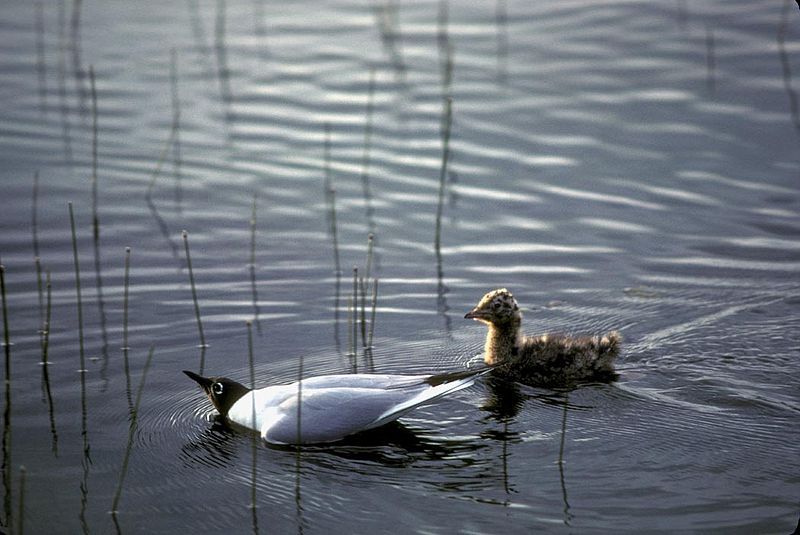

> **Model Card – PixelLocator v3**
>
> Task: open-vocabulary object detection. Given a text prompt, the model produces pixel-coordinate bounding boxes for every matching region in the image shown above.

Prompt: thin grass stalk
[182,230,207,349]
[351,268,358,356]
[329,189,341,278]
[34,258,43,348]
[368,278,378,349]
[364,233,374,283]
[359,276,367,348]
[1,264,12,534]
[346,295,353,359]
[111,346,155,517]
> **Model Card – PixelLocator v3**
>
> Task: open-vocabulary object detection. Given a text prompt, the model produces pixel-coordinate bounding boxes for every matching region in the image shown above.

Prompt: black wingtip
[425,367,488,386]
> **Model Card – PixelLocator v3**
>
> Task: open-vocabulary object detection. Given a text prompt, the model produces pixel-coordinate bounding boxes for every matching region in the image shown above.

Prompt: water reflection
[36,2,47,116]
[187,0,214,79]
[70,0,88,118]
[41,272,59,456]
[57,0,72,164]
[214,0,233,106]
[372,0,406,84]
[778,0,800,135]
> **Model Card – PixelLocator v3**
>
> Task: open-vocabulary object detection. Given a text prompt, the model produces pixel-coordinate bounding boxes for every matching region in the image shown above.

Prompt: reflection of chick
[465,288,620,387]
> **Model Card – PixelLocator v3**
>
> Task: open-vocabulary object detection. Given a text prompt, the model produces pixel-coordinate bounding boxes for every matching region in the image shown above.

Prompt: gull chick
[465,288,620,387]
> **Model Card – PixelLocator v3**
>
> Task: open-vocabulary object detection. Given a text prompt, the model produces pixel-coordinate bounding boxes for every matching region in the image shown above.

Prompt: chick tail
[594,330,621,373]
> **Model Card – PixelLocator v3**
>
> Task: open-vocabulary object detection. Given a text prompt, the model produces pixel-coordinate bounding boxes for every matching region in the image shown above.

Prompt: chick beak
[465,308,487,320]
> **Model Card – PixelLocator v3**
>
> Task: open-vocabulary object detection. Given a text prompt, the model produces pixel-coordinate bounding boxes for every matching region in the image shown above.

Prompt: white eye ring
[212,383,224,395]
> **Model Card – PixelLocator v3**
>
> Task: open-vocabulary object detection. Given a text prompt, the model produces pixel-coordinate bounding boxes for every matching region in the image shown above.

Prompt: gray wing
[261,385,428,445]
[298,374,430,390]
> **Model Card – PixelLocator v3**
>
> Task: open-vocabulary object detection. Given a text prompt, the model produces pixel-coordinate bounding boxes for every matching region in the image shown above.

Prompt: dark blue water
[0,0,798,532]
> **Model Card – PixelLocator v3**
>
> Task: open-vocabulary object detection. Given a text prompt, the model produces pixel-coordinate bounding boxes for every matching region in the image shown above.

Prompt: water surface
[0,0,799,533]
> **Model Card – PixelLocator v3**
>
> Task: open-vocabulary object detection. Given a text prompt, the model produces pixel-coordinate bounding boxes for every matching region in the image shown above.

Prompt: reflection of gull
[184,369,485,445]
[465,289,620,387]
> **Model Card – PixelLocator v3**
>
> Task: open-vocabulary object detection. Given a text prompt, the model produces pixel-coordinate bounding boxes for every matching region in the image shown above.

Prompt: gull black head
[183,370,250,417]
[464,288,521,327]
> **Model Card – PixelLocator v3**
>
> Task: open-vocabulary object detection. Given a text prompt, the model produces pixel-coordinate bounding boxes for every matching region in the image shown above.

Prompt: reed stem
[329,189,341,277]
[364,233,375,283]
[41,271,52,366]
[351,268,358,356]
[359,276,367,348]
[368,278,378,349]
[182,230,208,349]
[346,295,353,359]
[1,263,12,534]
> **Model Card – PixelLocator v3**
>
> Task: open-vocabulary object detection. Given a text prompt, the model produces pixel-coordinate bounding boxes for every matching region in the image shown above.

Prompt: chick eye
[493,302,501,309]
[212,383,224,395]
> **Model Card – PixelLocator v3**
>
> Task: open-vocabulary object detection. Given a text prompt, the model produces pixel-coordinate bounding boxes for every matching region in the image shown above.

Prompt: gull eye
[212,382,224,395]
